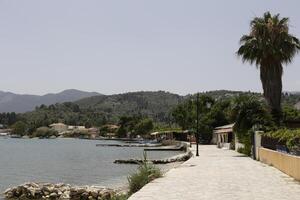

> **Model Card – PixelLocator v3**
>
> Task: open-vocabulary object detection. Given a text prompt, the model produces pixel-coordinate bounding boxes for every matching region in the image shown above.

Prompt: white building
[49,123,68,133]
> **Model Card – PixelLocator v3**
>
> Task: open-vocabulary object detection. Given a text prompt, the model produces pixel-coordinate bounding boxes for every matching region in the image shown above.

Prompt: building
[213,123,235,149]
[0,124,4,129]
[213,123,245,150]
[88,127,99,138]
[68,125,86,131]
[49,123,68,133]
[150,130,190,141]
[0,128,11,136]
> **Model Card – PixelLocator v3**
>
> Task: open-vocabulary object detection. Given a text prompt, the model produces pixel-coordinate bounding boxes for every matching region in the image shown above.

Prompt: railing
[258,147,300,181]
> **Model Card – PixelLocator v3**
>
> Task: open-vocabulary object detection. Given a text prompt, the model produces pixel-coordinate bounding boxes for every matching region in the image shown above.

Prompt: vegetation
[11,121,28,136]
[231,95,274,133]
[117,116,154,138]
[172,95,231,143]
[282,105,300,121]
[238,12,300,123]
[32,127,58,138]
[111,194,129,200]
[263,129,300,153]
[1,90,300,138]
[63,129,90,138]
[0,112,18,127]
[128,152,162,195]
[76,91,183,124]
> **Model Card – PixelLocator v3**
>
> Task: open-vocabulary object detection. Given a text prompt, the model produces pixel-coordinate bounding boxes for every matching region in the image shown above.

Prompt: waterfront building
[213,124,234,149]
[49,123,68,133]
[213,123,244,150]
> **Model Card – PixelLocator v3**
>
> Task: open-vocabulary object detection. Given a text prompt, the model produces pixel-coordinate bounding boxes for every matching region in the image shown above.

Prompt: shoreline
[0,140,190,199]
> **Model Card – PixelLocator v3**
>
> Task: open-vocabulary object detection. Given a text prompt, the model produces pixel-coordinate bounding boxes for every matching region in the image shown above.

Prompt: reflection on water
[0,138,179,192]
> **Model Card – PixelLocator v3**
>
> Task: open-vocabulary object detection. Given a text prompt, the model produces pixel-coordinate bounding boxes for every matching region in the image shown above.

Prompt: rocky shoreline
[114,142,192,164]
[114,150,193,164]
[3,182,119,200]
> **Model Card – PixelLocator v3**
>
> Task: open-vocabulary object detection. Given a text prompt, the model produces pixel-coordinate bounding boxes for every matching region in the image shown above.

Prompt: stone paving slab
[129,145,300,200]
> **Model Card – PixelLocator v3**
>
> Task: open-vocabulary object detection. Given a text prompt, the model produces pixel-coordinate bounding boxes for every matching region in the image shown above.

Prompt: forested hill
[2,90,300,129]
[75,91,184,122]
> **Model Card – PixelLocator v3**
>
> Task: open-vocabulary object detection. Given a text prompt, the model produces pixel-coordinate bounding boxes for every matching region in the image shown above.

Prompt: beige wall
[258,148,300,181]
[51,124,68,133]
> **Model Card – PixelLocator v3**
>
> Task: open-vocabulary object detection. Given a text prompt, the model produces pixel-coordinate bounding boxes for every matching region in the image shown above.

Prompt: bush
[263,129,300,154]
[111,194,129,200]
[32,127,58,138]
[63,129,89,138]
[236,130,252,156]
[11,121,28,136]
[128,152,162,195]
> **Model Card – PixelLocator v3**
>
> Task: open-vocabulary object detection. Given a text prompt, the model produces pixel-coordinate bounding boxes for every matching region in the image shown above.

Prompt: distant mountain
[0,89,101,113]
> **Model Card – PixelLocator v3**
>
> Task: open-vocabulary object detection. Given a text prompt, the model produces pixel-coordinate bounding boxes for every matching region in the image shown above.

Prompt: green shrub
[11,121,28,136]
[128,152,162,195]
[111,194,129,200]
[264,129,300,151]
[32,127,58,138]
[63,129,89,138]
[237,145,251,156]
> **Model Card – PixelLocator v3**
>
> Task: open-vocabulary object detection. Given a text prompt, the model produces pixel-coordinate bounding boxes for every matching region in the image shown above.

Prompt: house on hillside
[49,123,68,133]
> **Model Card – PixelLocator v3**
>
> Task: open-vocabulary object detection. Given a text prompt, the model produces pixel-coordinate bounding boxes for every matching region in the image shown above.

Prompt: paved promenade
[129,145,300,200]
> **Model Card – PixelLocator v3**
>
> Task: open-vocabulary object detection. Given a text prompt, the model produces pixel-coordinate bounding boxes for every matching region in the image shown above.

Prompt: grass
[127,152,162,195]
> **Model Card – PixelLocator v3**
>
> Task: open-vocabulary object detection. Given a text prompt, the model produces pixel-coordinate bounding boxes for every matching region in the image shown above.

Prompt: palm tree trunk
[260,63,283,124]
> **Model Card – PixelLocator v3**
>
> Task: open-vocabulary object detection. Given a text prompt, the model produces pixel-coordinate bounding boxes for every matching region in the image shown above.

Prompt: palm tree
[237,12,300,124]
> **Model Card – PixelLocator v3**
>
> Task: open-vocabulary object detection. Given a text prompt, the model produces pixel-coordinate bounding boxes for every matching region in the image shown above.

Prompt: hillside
[0,89,101,113]
[2,90,300,130]
[76,91,184,122]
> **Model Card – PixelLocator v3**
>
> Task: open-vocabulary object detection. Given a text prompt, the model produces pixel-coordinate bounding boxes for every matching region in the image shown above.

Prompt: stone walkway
[129,145,300,200]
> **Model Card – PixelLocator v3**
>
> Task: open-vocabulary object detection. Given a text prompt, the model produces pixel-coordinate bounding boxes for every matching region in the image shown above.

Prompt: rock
[88,196,96,200]
[50,192,58,198]
[3,182,118,200]
[90,190,98,198]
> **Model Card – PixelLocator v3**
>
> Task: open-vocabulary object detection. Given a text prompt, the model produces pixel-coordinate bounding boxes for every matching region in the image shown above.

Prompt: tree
[171,99,195,130]
[172,95,218,143]
[11,121,28,136]
[117,115,142,138]
[237,12,300,124]
[135,118,154,136]
[231,95,274,133]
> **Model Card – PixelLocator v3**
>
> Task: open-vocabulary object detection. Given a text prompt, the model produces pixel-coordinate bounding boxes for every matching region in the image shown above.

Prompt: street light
[196,93,200,156]
[195,93,212,157]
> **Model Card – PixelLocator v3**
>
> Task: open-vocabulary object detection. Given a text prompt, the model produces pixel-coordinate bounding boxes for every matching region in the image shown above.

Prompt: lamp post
[195,93,211,157]
[196,93,200,156]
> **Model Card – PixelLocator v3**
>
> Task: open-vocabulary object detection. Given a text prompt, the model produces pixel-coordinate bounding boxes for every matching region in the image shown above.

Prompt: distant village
[0,122,119,139]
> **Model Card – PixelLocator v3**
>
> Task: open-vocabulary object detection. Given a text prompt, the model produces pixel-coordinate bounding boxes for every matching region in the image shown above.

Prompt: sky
[0,0,300,96]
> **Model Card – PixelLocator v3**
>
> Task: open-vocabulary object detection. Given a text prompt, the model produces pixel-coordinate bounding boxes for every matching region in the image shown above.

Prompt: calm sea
[0,138,179,193]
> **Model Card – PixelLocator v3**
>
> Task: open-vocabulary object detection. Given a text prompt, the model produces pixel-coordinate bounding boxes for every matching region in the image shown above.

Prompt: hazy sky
[0,0,300,95]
